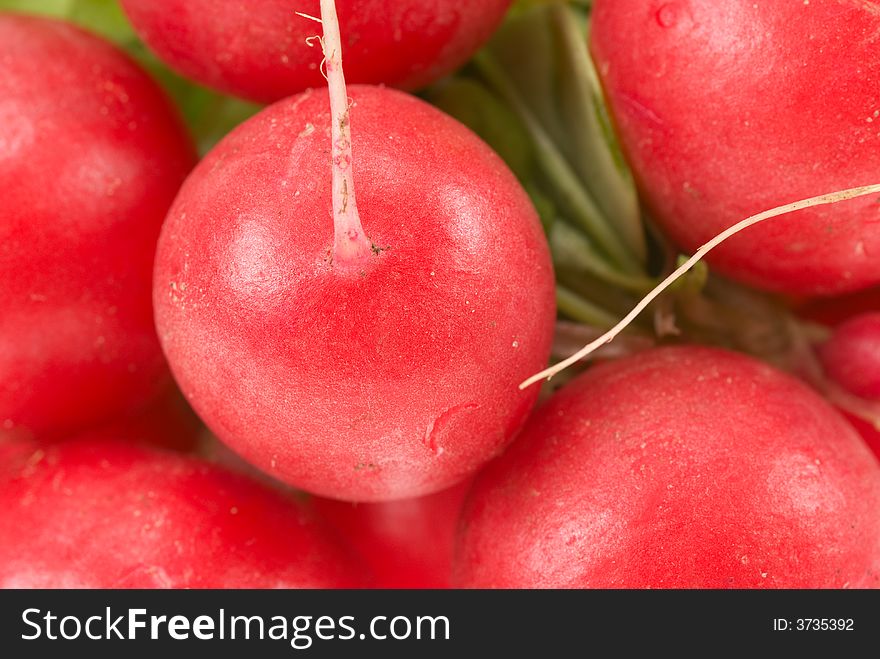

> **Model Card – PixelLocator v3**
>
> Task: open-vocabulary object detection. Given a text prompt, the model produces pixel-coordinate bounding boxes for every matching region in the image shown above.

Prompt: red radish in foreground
[0,15,195,439]
[154,3,555,501]
[457,347,880,588]
[120,0,511,103]
[819,313,880,402]
[0,437,364,588]
[590,0,880,295]
[314,479,472,588]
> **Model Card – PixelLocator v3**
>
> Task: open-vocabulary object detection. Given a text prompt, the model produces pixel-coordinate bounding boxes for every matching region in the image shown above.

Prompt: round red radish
[590,0,880,295]
[819,312,880,401]
[154,84,555,501]
[314,478,472,588]
[120,0,511,103]
[455,346,880,588]
[0,436,364,588]
[0,15,195,439]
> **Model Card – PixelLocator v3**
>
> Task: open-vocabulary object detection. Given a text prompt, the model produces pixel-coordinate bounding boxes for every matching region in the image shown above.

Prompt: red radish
[0,436,364,588]
[153,3,555,501]
[819,313,880,402]
[120,0,511,103]
[457,346,880,588]
[314,479,472,588]
[0,14,195,440]
[590,0,880,295]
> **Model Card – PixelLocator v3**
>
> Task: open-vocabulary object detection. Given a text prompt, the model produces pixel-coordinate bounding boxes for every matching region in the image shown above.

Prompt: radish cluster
[3,0,879,590]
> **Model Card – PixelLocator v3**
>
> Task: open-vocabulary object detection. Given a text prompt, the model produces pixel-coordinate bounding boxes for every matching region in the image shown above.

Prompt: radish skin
[591,0,880,295]
[314,479,472,588]
[0,437,364,588]
[120,0,512,103]
[153,85,555,501]
[0,15,195,439]
[458,347,880,588]
[820,313,880,402]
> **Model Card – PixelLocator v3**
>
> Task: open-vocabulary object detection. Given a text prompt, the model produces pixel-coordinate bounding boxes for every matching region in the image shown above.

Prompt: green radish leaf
[475,51,641,276]
[550,6,645,262]
[424,78,533,182]
[550,221,655,294]
[525,183,558,233]
[487,3,645,266]
[0,0,77,16]
[489,6,565,148]
[511,0,593,17]
[0,0,132,42]
[670,255,709,295]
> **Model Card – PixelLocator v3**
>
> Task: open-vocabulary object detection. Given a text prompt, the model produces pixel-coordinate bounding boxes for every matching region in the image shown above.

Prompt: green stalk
[550,221,656,294]
[475,51,642,275]
[556,286,622,328]
[549,4,646,262]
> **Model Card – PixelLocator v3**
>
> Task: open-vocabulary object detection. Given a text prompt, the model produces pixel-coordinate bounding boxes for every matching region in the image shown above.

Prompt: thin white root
[318,0,371,265]
[294,11,322,23]
[299,18,329,104]
[519,183,880,390]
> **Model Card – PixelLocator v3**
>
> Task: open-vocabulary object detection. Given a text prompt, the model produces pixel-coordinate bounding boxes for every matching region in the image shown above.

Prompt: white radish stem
[319,0,371,265]
[520,183,880,390]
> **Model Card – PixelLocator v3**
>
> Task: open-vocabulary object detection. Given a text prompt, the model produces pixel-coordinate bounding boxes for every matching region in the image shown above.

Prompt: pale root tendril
[519,184,880,390]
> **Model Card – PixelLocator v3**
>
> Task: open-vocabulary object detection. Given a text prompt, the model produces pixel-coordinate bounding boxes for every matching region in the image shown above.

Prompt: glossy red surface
[121,0,511,102]
[0,437,364,588]
[591,0,880,295]
[0,15,196,439]
[154,86,555,501]
[456,347,880,588]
